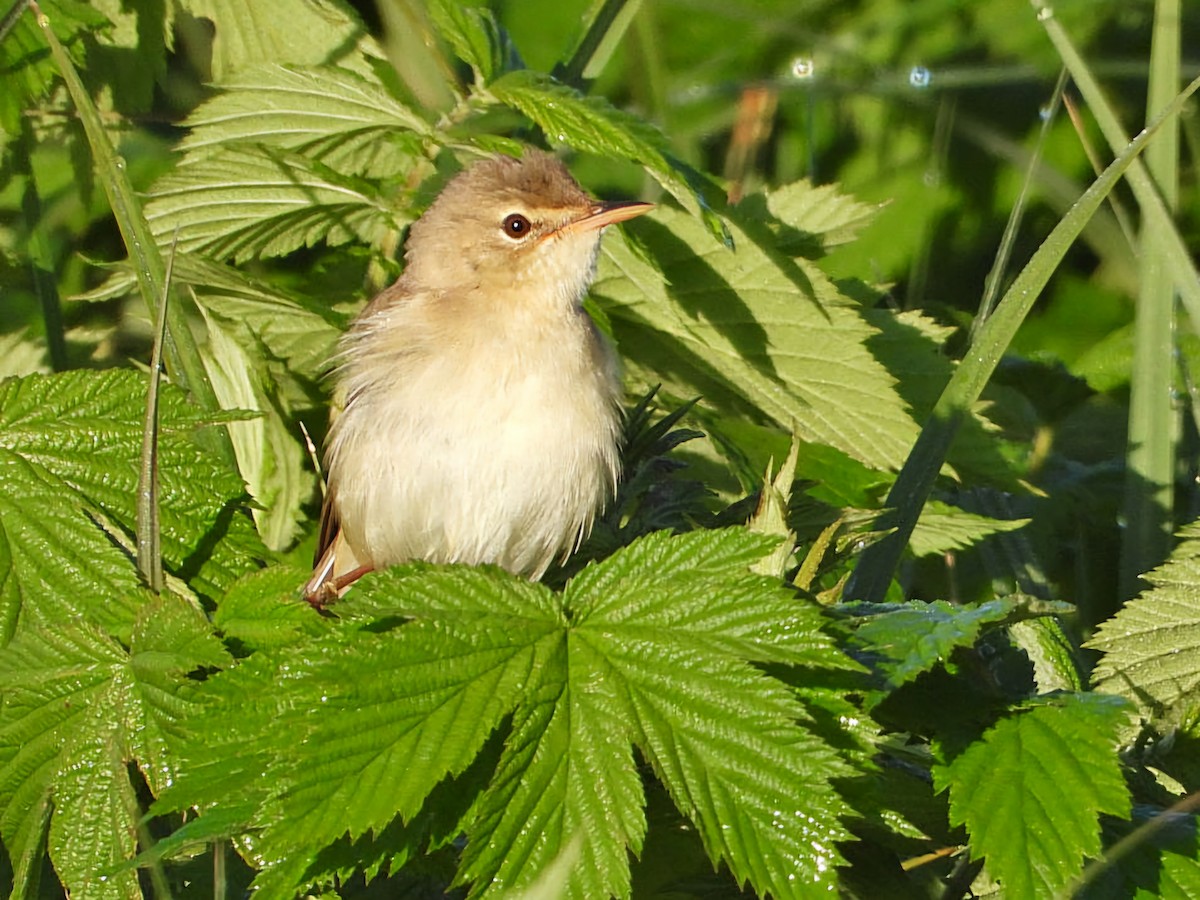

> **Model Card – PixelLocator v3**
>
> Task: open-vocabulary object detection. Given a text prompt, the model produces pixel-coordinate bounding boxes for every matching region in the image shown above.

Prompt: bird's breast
[327,301,622,577]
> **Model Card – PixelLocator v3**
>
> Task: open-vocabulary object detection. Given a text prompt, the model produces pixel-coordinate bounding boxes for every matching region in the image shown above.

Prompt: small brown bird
[304,150,652,603]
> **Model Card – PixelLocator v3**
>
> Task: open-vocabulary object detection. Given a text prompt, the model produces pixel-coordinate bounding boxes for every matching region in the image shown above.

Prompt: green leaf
[177,0,385,80]
[0,371,262,625]
[933,693,1132,898]
[178,63,430,179]
[762,179,884,251]
[0,594,224,899]
[1088,520,1200,719]
[200,309,314,551]
[166,530,859,898]
[0,0,104,138]
[909,500,1031,558]
[852,599,1017,690]
[144,146,407,262]
[428,0,520,84]
[78,257,343,383]
[213,566,328,651]
[594,206,920,471]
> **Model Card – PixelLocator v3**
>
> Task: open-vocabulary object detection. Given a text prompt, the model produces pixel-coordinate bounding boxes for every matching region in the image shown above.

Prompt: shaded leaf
[594,206,920,471]
[909,499,1030,558]
[144,146,406,262]
[853,598,1017,690]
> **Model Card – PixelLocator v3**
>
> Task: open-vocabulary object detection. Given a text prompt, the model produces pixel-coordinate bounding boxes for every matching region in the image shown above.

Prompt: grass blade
[845,70,1200,604]
[137,236,176,593]
[1120,0,1181,598]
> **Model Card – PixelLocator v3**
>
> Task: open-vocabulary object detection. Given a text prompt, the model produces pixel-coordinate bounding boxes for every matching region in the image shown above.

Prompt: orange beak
[562,199,654,235]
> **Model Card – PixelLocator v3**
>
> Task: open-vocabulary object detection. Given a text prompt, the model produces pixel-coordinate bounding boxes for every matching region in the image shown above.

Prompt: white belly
[326,304,621,578]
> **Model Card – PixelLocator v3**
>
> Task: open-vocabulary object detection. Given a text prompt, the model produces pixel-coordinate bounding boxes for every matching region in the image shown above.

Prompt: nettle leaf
[178,64,431,179]
[486,70,725,242]
[909,499,1031,558]
[168,530,858,898]
[933,692,1132,898]
[144,145,407,262]
[1089,520,1200,719]
[0,595,228,899]
[852,598,1017,690]
[594,205,921,471]
[0,371,257,636]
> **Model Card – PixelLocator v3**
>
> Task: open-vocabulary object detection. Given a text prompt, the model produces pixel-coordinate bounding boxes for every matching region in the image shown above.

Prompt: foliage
[1,0,1199,898]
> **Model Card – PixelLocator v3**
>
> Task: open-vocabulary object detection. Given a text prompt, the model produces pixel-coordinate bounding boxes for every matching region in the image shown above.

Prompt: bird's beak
[562,199,654,235]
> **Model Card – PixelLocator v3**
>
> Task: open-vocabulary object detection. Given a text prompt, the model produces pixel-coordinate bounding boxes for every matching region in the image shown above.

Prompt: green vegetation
[1,0,1199,897]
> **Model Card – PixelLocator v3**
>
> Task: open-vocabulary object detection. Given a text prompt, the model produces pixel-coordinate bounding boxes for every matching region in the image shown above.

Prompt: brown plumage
[304,151,651,604]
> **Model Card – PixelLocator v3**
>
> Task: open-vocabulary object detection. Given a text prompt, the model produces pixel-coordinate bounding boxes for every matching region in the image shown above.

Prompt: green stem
[1119,0,1181,600]
[556,0,643,86]
[30,0,236,469]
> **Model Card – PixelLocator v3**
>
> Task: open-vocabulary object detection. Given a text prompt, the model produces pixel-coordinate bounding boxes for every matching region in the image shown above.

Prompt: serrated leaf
[1089,521,1200,719]
[853,598,1017,690]
[179,64,430,179]
[460,640,645,900]
[213,566,328,651]
[909,500,1031,558]
[762,179,884,250]
[178,0,385,81]
[144,146,406,262]
[594,206,920,471]
[77,257,342,382]
[0,371,263,624]
[166,530,859,899]
[933,693,1132,898]
[0,599,223,899]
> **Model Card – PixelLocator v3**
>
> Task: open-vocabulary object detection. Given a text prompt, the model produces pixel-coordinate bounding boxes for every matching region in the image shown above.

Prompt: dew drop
[791,57,815,79]
[909,66,931,88]
[1037,5,1055,21]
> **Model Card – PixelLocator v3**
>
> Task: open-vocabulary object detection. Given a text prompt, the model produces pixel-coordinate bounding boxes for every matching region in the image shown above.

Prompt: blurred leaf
[934,692,1132,898]
[177,0,384,79]
[1089,520,1200,720]
[0,0,104,139]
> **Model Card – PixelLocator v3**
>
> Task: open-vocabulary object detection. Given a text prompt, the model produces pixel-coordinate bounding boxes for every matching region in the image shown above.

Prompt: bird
[304,150,652,604]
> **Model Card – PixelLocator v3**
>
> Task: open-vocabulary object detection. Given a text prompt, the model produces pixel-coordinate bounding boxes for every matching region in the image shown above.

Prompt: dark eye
[502,213,532,239]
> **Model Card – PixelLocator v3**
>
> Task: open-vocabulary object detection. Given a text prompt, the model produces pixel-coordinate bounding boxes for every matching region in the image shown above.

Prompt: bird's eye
[502,213,532,239]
